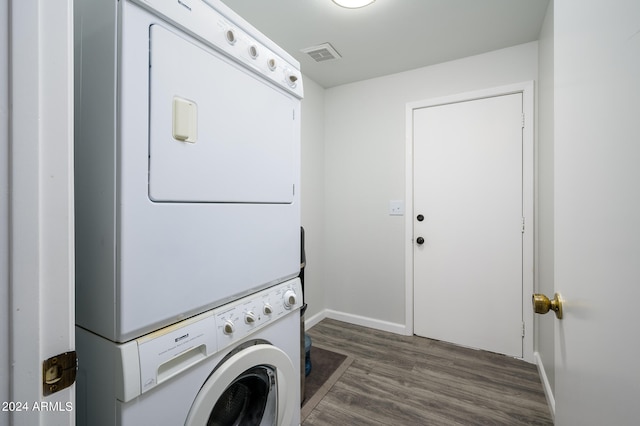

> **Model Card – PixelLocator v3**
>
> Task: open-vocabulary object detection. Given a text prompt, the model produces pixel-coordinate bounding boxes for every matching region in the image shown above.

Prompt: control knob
[263,303,273,315]
[244,311,256,324]
[283,289,297,309]
[284,69,299,88]
[223,320,235,335]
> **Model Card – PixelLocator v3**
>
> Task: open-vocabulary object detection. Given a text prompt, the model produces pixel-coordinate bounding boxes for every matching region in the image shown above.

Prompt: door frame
[404,82,535,362]
[4,0,75,424]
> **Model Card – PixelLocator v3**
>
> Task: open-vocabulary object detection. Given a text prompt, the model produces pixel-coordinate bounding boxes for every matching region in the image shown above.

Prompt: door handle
[416,237,425,245]
[532,293,563,319]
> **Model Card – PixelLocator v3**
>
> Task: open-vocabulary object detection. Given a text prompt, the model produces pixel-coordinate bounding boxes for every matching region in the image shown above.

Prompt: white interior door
[412,93,524,358]
[553,1,640,423]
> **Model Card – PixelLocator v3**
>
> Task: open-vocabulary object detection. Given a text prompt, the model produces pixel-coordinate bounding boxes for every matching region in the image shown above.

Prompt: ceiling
[220,0,550,88]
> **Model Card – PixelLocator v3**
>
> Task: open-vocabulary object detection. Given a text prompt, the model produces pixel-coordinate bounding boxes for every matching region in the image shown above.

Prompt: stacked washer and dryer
[74,0,303,424]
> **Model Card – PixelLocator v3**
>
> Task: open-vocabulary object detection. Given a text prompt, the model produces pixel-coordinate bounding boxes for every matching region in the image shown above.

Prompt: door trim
[404,82,535,362]
[8,0,75,421]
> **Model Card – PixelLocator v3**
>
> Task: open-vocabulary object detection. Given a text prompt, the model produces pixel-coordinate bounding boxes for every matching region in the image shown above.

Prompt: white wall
[318,42,539,330]
[535,0,556,409]
[300,76,326,322]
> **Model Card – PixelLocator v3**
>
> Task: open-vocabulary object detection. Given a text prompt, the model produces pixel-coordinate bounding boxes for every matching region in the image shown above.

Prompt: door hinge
[42,351,77,396]
[521,217,525,233]
[521,113,525,128]
[522,322,526,338]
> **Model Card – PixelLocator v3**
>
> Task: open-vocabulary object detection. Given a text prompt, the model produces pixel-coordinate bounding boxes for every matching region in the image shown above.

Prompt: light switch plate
[389,200,404,216]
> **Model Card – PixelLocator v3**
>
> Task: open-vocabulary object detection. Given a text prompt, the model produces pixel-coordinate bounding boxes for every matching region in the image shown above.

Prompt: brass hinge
[42,351,77,396]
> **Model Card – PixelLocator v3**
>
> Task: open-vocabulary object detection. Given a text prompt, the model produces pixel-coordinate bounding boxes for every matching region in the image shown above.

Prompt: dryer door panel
[148,24,295,203]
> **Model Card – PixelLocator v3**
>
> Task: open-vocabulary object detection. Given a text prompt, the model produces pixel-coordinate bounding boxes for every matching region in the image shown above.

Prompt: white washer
[77,279,302,426]
[75,0,303,342]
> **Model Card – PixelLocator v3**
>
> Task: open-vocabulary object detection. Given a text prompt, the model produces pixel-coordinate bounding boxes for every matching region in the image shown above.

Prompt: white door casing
[5,0,75,425]
[405,82,534,362]
[0,0,9,412]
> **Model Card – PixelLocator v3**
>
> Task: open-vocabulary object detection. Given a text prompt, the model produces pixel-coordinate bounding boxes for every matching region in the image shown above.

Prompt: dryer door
[186,344,296,426]
[148,24,297,204]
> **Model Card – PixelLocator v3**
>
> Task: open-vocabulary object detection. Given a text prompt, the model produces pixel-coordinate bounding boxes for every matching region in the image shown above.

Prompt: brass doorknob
[532,293,563,319]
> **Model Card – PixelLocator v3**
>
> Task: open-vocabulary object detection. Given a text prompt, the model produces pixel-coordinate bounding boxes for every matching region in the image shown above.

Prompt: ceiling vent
[300,43,342,62]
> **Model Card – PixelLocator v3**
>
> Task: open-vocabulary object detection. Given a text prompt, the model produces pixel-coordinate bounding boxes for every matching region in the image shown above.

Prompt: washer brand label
[175,333,189,343]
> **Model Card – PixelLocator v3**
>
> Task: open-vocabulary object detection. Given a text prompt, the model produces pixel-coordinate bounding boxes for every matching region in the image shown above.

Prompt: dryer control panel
[130,0,303,98]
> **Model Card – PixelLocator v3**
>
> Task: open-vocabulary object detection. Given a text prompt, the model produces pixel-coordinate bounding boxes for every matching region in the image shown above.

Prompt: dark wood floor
[303,318,553,425]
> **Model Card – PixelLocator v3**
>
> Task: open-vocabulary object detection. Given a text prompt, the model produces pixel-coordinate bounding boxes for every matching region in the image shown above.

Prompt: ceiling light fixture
[332,0,375,9]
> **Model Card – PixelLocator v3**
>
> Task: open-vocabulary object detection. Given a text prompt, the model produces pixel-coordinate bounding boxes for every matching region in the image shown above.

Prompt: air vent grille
[300,43,341,62]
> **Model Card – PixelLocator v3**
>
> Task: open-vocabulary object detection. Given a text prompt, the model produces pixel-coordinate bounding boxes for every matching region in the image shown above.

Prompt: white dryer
[74,0,303,342]
[77,279,302,426]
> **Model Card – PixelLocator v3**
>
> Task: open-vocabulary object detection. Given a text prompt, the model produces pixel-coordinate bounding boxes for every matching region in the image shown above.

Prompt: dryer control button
[285,72,299,88]
[223,320,235,335]
[225,29,237,45]
[263,303,273,315]
[249,45,259,59]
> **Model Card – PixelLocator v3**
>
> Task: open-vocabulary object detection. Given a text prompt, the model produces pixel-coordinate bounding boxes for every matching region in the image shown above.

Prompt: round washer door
[186,344,296,426]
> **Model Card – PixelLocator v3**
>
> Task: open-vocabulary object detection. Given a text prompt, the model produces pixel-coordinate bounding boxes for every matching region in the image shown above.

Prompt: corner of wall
[300,75,328,322]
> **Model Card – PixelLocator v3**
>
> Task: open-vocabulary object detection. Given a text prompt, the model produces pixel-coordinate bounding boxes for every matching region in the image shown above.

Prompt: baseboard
[304,310,326,331]
[534,351,556,422]
[305,308,408,335]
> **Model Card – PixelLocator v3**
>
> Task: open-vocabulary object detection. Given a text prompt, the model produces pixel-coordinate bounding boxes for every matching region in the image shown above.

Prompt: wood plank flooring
[303,318,553,425]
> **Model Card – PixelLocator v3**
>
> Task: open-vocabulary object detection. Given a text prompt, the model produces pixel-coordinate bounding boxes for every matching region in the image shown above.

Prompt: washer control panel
[132,278,302,399]
[215,278,302,350]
